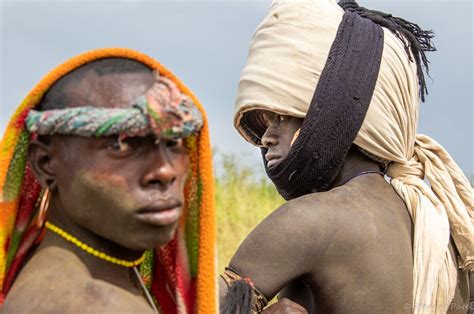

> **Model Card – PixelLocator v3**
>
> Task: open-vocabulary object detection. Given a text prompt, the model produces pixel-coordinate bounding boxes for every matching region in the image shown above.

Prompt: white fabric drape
[234,1,473,312]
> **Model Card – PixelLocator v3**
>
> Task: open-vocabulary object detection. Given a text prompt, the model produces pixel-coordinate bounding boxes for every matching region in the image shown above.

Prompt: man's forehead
[62,70,154,109]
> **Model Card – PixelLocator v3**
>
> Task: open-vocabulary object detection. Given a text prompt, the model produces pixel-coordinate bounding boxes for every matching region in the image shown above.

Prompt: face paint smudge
[72,169,138,211]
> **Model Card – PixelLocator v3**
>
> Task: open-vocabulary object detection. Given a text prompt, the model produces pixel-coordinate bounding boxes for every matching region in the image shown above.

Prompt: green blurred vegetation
[215,154,284,273]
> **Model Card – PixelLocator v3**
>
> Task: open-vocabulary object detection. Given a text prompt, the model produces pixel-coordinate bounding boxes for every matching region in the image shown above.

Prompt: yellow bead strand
[44,221,145,267]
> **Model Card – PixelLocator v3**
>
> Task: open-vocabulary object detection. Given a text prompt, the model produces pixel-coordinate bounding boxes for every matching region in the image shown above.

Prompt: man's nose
[261,127,279,148]
[141,149,177,189]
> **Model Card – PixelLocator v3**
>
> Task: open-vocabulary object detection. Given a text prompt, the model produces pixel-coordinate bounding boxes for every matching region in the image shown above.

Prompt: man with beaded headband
[220,0,473,313]
[0,48,216,313]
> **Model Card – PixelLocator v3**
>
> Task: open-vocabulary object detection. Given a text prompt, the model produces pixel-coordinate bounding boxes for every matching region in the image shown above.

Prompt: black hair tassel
[338,0,436,102]
[221,279,253,314]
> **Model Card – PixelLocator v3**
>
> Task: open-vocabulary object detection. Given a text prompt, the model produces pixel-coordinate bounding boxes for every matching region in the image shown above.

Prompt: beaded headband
[25,73,202,139]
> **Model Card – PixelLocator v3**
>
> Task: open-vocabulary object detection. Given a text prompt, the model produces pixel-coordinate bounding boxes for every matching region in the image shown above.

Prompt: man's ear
[28,139,57,190]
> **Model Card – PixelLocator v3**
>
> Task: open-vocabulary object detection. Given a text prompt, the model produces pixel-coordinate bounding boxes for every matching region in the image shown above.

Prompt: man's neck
[331,146,383,189]
[41,203,145,292]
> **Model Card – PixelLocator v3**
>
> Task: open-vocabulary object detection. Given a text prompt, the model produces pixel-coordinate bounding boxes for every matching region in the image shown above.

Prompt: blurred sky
[1,0,472,176]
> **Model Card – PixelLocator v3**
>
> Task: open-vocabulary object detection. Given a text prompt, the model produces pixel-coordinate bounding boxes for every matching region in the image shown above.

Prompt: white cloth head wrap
[234,0,474,312]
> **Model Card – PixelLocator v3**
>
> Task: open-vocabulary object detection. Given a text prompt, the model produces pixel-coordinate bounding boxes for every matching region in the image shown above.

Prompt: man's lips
[135,200,182,226]
[265,152,282,169]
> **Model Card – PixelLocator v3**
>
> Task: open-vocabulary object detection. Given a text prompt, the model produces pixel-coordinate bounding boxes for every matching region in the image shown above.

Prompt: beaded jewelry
[45,221,145,268]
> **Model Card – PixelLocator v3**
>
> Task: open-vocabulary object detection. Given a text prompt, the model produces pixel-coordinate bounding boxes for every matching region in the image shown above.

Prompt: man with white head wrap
[219,0,473,313]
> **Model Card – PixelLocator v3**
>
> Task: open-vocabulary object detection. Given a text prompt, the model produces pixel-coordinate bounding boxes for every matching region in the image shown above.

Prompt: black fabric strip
[264,12,384,200]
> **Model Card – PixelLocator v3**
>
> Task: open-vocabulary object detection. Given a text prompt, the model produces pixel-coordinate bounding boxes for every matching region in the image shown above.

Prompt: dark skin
[4,70,190,313]
[220,110,470,313]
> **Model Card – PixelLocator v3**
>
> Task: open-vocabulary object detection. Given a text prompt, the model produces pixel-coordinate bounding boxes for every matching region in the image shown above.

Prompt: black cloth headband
[263,11,384,200]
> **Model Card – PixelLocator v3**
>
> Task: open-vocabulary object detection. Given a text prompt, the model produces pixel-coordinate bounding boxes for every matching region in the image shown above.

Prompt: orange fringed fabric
[0,48,216,313]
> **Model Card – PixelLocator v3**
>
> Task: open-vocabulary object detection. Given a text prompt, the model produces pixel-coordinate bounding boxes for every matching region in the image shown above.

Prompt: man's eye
[278,115,286,122]
[165,138,184,148]
[108,138,131,152]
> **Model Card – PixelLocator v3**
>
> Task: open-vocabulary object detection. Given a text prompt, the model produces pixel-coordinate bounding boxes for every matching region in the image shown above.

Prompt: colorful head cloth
[233,0,473,312]
[25,73,203,140]
[0,48,216,313]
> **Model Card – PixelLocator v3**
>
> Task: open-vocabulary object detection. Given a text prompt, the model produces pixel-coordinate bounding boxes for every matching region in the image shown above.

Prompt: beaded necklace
[45,221,159,312]
[45,221,145,268]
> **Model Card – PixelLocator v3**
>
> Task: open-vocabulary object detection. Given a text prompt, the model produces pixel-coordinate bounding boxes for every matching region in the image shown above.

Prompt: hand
[262,298,308,314]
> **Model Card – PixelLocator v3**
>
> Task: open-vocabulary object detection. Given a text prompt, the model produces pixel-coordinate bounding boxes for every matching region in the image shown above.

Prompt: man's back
[230,174,411,312]
[230,173,470,313]
[286,173,413,313]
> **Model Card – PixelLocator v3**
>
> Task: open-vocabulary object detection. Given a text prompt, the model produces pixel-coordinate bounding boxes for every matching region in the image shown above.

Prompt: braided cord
[26,105,148,137]
[25,101,202,139]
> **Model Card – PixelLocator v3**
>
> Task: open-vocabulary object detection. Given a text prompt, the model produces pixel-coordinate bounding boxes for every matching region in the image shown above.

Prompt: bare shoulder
[279,174,410,235]
[3,246,151,314]
[232,174,408,262]
[256,173,413,265]
[228,174,413,301]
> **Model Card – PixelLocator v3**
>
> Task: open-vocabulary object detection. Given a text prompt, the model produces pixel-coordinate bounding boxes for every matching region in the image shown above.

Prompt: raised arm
[220,196,328,307]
